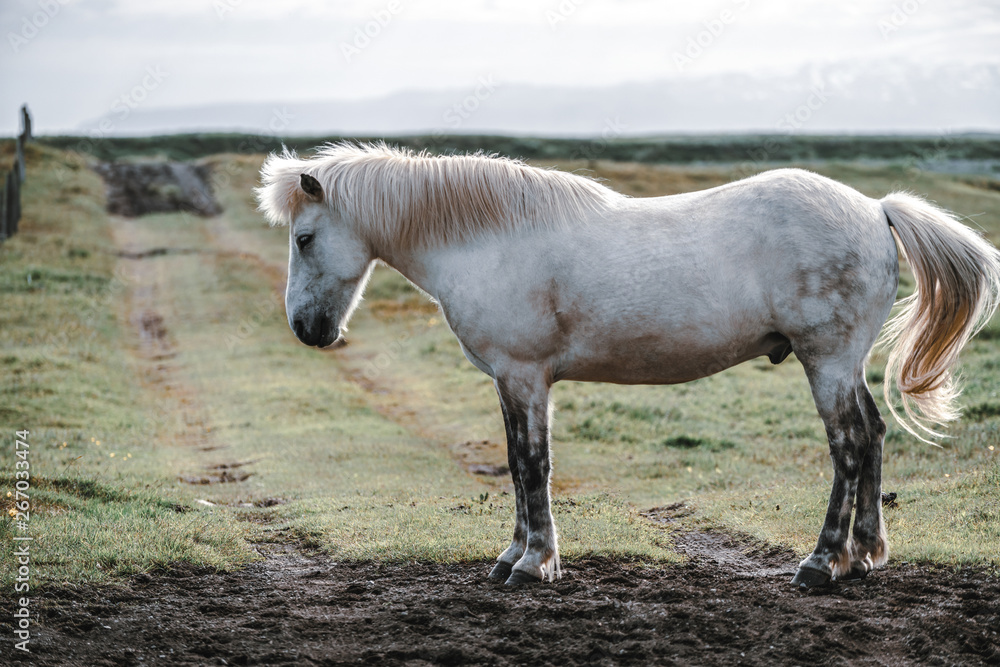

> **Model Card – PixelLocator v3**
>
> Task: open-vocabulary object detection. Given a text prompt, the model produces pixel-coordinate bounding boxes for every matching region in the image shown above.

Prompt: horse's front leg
[495,375,559,585]
[488,386,527,581]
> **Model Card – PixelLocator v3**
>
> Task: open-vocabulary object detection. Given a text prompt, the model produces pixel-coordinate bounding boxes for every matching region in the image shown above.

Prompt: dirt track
[3,534,998,666]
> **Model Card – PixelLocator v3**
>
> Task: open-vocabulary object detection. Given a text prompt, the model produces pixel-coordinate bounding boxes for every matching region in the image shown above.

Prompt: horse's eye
[296,233,314,250]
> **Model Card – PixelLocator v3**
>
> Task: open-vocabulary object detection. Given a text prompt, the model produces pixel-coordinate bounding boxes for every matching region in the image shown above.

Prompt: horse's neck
[375,242,439,300]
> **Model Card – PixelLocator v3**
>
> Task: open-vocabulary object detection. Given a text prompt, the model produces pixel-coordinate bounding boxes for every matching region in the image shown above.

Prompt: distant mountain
[78,61,1000,137]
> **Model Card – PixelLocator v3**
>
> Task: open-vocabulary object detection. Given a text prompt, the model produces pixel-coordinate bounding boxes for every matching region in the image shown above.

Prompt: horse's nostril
[319,316,332,344]
[293,318,306,340]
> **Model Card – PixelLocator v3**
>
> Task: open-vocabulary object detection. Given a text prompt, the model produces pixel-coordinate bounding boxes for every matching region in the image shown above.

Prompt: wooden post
[0,174,7,243]
[20,105,32,142]
[7,169,18,236]
[14,166,21,234]
[16,134,25,181]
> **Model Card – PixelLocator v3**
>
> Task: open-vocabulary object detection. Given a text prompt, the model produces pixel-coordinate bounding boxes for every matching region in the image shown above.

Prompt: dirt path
[110,215,227,478]
[9,538,998,666]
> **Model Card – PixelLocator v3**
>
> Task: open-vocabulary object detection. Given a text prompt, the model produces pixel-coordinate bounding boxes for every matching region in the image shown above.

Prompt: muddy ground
[93,161,221,217]
[3,532,998,667]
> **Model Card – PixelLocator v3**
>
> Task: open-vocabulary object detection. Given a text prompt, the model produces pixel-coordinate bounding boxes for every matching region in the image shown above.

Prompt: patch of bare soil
[179,460,258,485]
[2,538,997,666]
[453,439,510,478]
[643,504,796,578]
[95,161,221,217]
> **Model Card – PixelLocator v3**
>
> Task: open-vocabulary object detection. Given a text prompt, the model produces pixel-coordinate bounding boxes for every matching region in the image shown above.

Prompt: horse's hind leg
[792,358,880,588]
[488,385,528,581]
[845,386,889,578]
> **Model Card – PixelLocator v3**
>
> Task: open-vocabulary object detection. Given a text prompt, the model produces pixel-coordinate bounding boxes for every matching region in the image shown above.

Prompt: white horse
[256,142,1000,589]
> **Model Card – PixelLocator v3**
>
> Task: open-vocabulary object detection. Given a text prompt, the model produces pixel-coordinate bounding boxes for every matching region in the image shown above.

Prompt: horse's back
[437,168,899,385]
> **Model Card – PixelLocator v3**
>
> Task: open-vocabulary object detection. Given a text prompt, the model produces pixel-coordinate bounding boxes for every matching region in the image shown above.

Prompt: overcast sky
[2,0,998,135]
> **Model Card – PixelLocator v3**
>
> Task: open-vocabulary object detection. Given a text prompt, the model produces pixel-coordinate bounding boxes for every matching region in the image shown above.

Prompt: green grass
[35,131,1000,164]
[2,144,998,592]
[0,143,255,588]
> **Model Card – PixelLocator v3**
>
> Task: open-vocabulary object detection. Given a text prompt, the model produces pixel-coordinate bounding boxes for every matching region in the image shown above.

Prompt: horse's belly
[557,330,788,385]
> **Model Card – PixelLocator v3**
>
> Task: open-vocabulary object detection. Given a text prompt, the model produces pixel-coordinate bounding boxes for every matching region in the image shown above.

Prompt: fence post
[2,105,32,244]
[16,134,25,181]
[0,174,7,243]
[20,105,32,142]
[14,166,20,235]
[6,170,18,236]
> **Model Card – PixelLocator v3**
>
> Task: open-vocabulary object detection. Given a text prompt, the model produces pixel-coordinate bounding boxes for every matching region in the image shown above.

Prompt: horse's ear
[300,173,323,200]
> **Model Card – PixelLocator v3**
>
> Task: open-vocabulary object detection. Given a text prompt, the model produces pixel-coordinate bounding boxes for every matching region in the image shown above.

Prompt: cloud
[1,0,997,134]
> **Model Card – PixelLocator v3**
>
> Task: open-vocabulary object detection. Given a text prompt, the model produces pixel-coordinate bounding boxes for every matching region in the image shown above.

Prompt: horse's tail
[879,192,1000,442]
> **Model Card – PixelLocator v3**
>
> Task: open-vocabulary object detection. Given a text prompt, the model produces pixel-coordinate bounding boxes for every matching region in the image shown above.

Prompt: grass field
[35,131,1000,165]
[1,142,998,591]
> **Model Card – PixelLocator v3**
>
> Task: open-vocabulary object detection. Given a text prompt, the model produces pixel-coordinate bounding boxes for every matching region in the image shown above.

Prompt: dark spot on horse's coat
[792,253,866,313]
[823,390,868,452]
[554,309,571,337]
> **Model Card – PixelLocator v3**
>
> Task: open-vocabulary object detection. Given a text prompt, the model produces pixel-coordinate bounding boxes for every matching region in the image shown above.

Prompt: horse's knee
[516,449,550,491]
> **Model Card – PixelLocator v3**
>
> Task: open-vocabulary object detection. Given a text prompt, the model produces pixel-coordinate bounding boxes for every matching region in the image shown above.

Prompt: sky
[1,0,998,136]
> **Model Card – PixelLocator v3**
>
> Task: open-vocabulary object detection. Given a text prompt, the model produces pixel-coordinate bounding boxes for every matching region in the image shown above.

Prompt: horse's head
[284,173,373,347]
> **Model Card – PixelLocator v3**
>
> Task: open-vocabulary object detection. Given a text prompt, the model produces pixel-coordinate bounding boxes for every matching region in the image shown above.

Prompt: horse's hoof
[505,569,543,586]
[837,567,869,583]
[488,561,513,582]
[791,566,831,590]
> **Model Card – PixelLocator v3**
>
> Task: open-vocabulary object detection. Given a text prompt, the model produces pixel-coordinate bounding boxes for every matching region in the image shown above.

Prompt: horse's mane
[255,142,622,247]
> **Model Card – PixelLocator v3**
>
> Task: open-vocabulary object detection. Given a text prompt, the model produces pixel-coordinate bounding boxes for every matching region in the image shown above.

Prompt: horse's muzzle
[292,315,339,348]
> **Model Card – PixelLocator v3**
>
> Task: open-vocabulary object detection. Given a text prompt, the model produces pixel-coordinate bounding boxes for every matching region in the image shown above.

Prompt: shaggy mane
[255,142,622,247]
